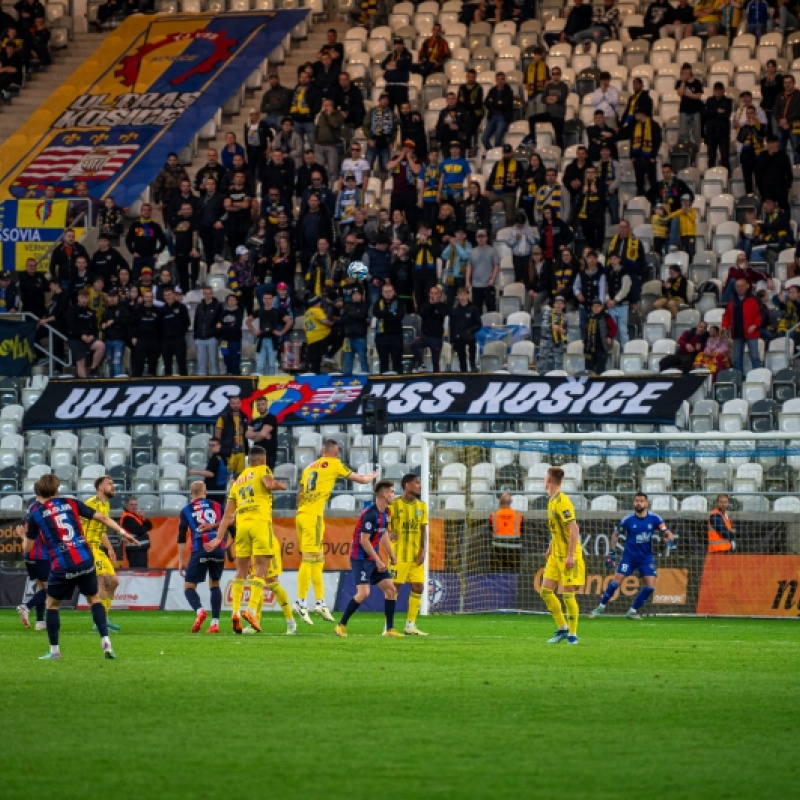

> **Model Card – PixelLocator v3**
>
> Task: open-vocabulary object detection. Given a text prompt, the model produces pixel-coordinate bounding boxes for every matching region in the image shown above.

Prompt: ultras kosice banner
[23,376,257,429]
[0,11,307,206]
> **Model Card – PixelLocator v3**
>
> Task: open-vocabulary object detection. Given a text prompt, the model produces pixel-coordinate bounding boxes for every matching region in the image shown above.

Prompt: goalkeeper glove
[605,552,616,570]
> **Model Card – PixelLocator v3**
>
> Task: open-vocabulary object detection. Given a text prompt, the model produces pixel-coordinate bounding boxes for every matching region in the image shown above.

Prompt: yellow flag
[16,199,68,229]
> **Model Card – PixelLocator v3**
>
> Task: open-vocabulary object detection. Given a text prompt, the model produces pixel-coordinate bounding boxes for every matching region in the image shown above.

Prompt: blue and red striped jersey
[350,505,389,561]
[26,497,96,571]
[179,498,225,553]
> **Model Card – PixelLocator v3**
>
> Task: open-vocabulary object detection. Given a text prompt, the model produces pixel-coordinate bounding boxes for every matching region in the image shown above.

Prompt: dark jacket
[419,300,449,337]
[90,247,128,285]
[216,305,244,342]
[703,95,733,135]
[100,303,130,342]
[260,83,292,118]
[194,298,222,340]
[332,82,366,129]
[18,271,47,317]
[160,300,191,339]
[66,305,98,340]
[125,218,167,258]
[51,240,90,284]
[756,149,794,195]
[484,84,514,122]
[450,301,482,340]
[341,299,370,339]
[131,304,161,342]
[121,509,151,568]
[373,296,405,338]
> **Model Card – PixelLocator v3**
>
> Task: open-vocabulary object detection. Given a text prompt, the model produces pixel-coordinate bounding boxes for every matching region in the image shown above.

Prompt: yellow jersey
[229,464,275,518]
[82,495,109,550]
[304,307,330,345]
[546,492,582,560]
[389,496,428,563]
[297,456,352,517]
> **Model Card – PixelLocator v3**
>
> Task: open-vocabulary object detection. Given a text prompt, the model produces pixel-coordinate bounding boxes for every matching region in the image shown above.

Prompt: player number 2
[360,571,367,582]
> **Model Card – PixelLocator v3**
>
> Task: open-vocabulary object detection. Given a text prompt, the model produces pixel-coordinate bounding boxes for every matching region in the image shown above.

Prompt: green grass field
[1,610,797,800]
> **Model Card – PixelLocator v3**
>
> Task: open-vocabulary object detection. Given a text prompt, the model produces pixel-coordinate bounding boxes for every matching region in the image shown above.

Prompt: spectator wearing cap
[466,230,499,312]
[228,246,256,315]
[244,108,273,165]
[590,71,620,128]
[247,287,292,376]
[527,66,569,150]
[193,285,222,375]
[380,37,412,111]
[289,70,321,150]
[704,81,733,171]
[435,92,469,152]
[412,21,450,79]
[439,140,472,207]
[487,144,522,224]
[666,194,698,262]
[0,271,18,313]
[388,142,422,229]
[364,92,397,175]
[260,74,293,131]
[482,72,514,151]
[303,295,333,372]
[313,97,344,183]
[151,152,189,211]
[340,285,370,375]
[124,203,167,279]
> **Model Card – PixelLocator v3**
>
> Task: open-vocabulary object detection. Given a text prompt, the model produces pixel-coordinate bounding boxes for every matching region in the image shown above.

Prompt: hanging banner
[0,11,307,206]
[25,373,705,429]
[0,319,36,376]
[23,376,257,430]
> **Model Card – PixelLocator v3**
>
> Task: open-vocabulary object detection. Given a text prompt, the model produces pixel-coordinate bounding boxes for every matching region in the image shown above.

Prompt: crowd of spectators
[0,2,53,99]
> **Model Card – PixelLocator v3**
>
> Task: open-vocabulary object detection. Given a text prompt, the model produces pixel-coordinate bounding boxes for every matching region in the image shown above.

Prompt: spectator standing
[66,289,105,378]
[410,223,440,309]
[524,47,549,102]
[487,144,522,224]
[539,296,568,371]
[387,142,422,228]
[188,438,229,505]
[380,37,412,111]
[606,220,645,304]
[756,135,793,213]
[246,395,280,471]
[587,110,618,162]
[18,257,47,317]
[722,279,764,372]
[243,108,272,166]
[590,71,620,126]
[333,71,365,143]
[411,285,449,372]
[197,179,226,265]
[50,228,89,289]
[584,298,611,373]
[624,109,662,198]
[438,140,472,208]
[228,246,256,315]
[260,73,292,131]
[466,230,499,312]
[676,63,703,149]
[314,98,344,182]
[774,75,800,164]
[704,81,733,170]
[214,395,249,476]
[482,72,515,151]
[760,60,783,129]
[574,250,607,331]
[373,283,405,374]
[247,288,291,376]
[364,93,397,175]
[193,286,221,375]
[151,152,188,212]
[604,253,631,347]
[509,212,537,284]
[160,287,190,376]
[220,131,245,170]
[666,193,698,262]
[289,71,321,149]
[576,165,607,250]
[457,69,485,150]
[707,494,736,553]
[130,289,161,377]
[528,67,569,150]
[120,498,152,569]
[338,140,370,190]
[534,169,564,224]
[99,291,129,378]
[436,93,470,152]
[194,149,225,197]
[276,117,304,168]
[303,295,333,372]
[736,105,767,196]
[341,285,370,375]
[450,285,482,372]
[216,294,244,375]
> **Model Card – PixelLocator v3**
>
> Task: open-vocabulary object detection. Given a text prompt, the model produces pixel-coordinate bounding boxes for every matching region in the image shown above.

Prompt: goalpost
[419,431,800,618]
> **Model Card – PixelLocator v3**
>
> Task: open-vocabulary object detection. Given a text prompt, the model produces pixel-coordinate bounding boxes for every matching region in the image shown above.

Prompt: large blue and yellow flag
[0,11,306,207]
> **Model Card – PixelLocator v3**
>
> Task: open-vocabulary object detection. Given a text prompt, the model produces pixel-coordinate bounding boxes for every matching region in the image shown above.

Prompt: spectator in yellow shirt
[667,194,698,261]
[304,294,333,373]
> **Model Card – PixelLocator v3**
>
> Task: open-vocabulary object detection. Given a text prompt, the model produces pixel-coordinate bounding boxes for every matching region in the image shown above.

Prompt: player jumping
[591,492,674,619]
[539,466,585,645]
[178,482,226,634]
[335,480,401,638]
[294,439,377,625]
[205,445,287,634]
[389,473,429,636]
[18,474,130,660]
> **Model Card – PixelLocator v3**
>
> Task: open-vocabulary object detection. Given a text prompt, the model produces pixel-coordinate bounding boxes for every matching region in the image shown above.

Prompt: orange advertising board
[697,555,800,617]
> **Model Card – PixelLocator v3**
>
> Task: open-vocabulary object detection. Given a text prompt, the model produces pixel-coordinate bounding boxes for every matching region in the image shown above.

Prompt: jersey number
[55,513,76,542]
[238,486,255,501]
[193,508,217,524]
[305,471,318,492]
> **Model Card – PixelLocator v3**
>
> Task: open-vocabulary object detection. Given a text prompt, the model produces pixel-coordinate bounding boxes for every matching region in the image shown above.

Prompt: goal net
[419,432,800,618]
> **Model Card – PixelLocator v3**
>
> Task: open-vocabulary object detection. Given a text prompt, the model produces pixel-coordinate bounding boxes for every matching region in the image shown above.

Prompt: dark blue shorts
[25,559,50,583]
[618,555,657,579]
[47,561,98,601]
[351,559,392,586]
[185,552,225,585]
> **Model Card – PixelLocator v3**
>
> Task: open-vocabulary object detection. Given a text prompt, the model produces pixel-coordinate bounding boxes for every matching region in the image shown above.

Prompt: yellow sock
[540,588,566,628]
[297,560,312,601]
[231,578,245,614]
[311,559,325,604]
[408,592,422,624]
[255,588,264,624]
[563,593,579,636]
[270,581,294,621]
[102,596,112,614]
[248,577,265,615]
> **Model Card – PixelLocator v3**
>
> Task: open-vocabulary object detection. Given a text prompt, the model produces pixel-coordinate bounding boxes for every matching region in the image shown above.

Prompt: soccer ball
[347,261,369,281]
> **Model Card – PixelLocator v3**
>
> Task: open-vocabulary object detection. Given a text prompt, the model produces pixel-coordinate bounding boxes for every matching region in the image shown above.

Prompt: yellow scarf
[578,181,601,220]
[632,117,654,158]
[526,60,548,93]
[493,158,518,193]
[585,315,599,353]
[551,311,565,345]
[290,87,309,116]
[609,234,640,263]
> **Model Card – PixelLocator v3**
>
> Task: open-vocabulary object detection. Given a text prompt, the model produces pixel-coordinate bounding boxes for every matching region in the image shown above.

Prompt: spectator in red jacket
[722,278,763,372]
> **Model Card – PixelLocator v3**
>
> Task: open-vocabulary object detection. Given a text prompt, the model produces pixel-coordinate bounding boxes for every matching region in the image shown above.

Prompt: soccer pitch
[1,611,797,800]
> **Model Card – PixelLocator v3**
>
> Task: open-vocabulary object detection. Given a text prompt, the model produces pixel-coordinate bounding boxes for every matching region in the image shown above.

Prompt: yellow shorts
[227,452,246,476]
[235,516,276,558]
[390,560,424,585]
[249,546,283,580]
[93,548,115,577]
[543,555,586,587]
[296,513,324,554]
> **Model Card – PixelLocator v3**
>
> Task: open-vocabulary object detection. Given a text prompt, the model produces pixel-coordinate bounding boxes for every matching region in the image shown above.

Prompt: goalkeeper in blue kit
[591,492,674,619]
